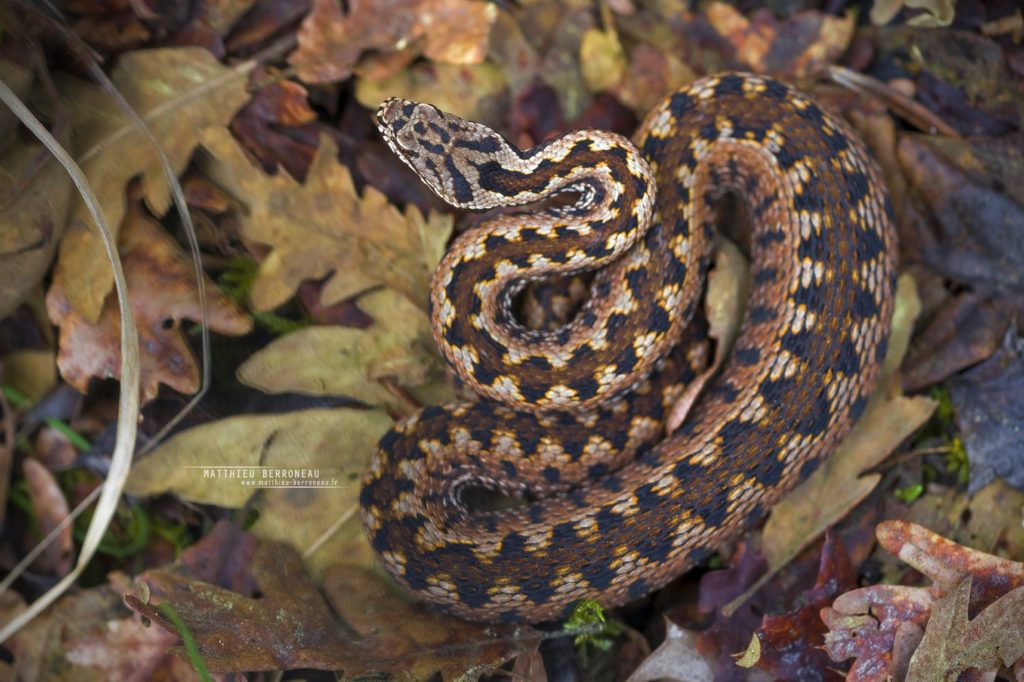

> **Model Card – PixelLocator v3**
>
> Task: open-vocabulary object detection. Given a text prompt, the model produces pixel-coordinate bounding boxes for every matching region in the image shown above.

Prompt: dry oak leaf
[52,47,252,323]
[197,127,453,311]
[0,105,73,319]
[237,288,454,412]
[127,541,542,677]
[705,2,855,79]
[822,521,1024,682]
[126,407,392,574]
[290,0,498,85]
[46,202,252,404]
[906,576,1024,681]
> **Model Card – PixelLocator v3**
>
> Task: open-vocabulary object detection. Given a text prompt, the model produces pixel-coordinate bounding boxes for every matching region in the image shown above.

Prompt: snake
[360,73,897,623]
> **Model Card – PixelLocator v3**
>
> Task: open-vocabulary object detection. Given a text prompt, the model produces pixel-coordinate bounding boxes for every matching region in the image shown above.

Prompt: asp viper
[360,73,897,623]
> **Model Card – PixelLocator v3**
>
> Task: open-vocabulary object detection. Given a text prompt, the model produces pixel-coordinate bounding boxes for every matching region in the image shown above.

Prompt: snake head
[376,97,512,209]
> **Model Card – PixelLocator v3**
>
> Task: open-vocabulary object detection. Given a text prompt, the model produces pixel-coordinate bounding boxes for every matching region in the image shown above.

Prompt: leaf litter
[1,0,1023,679]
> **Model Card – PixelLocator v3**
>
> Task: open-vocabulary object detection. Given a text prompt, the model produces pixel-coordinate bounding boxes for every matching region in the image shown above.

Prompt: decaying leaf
[290,0,497,85]
[704,2,855,78]
[906,576,1024,681]
[128,539,542,677]
[753,531,856,680]
[237,288,454,412]
[949,329,1024,494]
[0,575,185,681]
[580,27,628,94]
[46,200,252,404]
[126,407,390,573]
[198,128,454,311]
[823,521,1024,681]
[900,135,1024,293]
[21,458,72,577]
[870,0,955,27]
[52,47,252,323]
[625,618,714,682]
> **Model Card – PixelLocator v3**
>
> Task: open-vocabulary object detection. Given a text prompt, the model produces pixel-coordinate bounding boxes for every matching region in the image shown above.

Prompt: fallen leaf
[127,540,542,676]
[52,47,252,323]
[22,458,72,577]
[873,28,1024,134]
[906,576,1024,681]
[625,618,714,682]
[237,289,454,412]
[46,199,253,404]
[949,329,1024,494]
[900,135,1024,293]
[902,291,1015,392]
[753,531,855,680]
[580,27,628,94]
[290,0,497,85]
[228,67,319,180]
[0,132,73,319]
[0,58,33,141]
[705,3,855,79]
[125,407,391,573]
[823,521,1024,681]
[667,237,747,432]
[0,350,57,405]
[1,579,185,681]
[354,61,508,127]
[870,0,955,27]
[760,274,934,573]
[197,128,454,311]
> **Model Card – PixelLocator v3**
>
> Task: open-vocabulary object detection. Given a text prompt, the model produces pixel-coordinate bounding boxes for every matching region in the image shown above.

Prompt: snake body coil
[361,73,897,623]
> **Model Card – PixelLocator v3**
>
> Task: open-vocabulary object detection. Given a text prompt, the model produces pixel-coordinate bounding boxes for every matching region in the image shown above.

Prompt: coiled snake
[360,73,897,623]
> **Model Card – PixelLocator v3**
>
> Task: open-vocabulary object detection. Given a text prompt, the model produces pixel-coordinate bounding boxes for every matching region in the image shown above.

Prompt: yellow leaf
[237,289,453,411]
[52,48,252,322]
[580,28,628,93]
[126,407,392,572]
[197,128,453,311]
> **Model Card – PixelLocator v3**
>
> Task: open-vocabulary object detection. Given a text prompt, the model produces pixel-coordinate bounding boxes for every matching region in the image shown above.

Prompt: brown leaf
[902,291,1015,392]
[823,521,1024,681]
[749,532,855,680]
[46,199,252,404]
[870,0,955,27]
[52,47,251,323]
[21,459,72,577]
[228,67,319,180]
[705,3,854,79]
[198,128,454,311]
[1,580,186,681]
[899,134,1024,293]
[289,0,497,85]
[906,576,1024,681]
[128,541,542,677]
[353,61,508,126]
